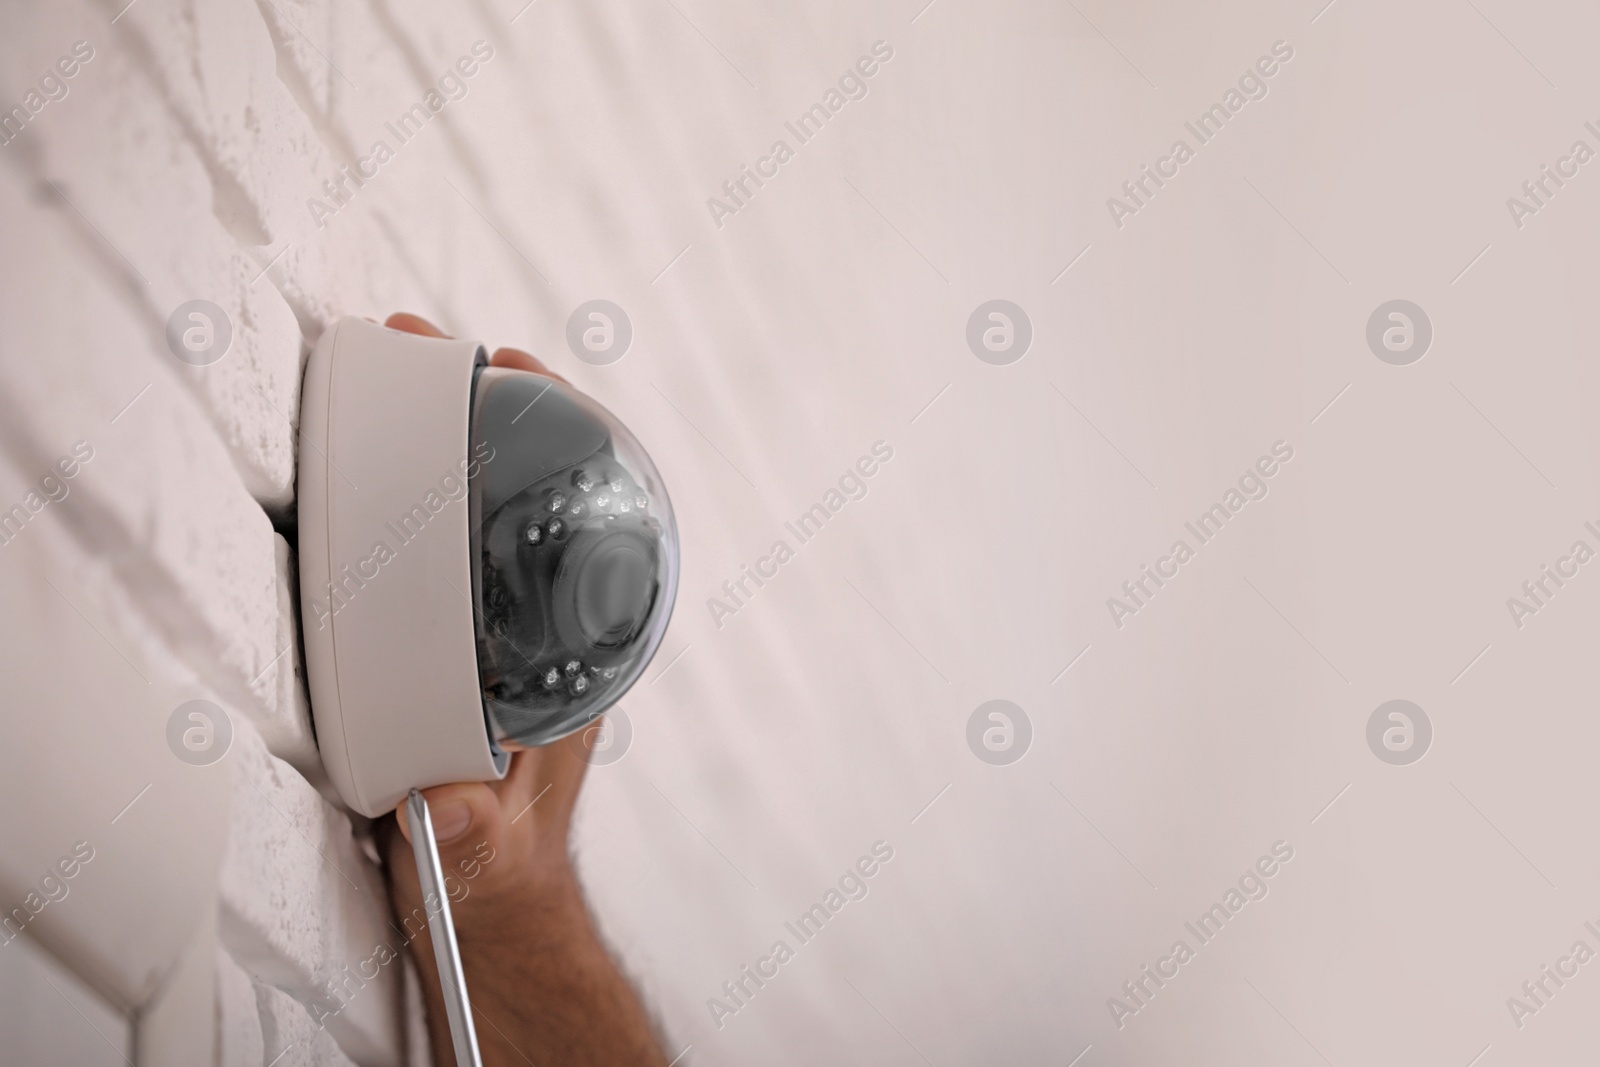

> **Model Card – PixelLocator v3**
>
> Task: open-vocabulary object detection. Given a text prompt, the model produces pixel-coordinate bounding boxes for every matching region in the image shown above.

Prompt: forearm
[410,865,669,1067]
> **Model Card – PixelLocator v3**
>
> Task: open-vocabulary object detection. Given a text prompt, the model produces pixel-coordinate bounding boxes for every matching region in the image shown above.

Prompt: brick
[262,0,541,337]
[254,976,363,1067]
[0,160,289,748]
[125,0,461,333]
[219,724,403,1065]
[0,0,306,509]
[239,534,320,778]
[217,947,266,1066]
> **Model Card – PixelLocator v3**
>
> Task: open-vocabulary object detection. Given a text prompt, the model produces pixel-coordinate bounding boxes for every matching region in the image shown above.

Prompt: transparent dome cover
[468,367,678,748]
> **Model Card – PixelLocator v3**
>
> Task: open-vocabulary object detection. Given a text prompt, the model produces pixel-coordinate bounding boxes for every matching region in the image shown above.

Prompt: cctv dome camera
[298,317,679,818]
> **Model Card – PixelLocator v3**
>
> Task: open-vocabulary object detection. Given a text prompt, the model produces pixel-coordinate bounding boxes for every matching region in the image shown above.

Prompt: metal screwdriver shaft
[407,788,484,1067]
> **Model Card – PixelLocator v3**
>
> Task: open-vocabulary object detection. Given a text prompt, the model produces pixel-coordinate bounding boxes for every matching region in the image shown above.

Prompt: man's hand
[375,312,669,1067]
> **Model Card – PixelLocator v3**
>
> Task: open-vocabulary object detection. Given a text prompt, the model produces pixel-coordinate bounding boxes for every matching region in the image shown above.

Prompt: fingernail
[430,801,472,842]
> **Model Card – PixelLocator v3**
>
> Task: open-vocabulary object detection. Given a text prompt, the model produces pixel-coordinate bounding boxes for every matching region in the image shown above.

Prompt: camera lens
[554,528,658,658]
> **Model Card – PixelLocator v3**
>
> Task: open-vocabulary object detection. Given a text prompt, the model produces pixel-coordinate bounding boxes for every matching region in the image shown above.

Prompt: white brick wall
[0,0,608,1058]
[0,1,435,1060]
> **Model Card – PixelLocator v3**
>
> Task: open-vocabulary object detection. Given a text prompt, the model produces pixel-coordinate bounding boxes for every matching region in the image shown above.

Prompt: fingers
[393,781,513,900]
[384,312,450,338]
[491,346,568,384]
[395,781,496,847]
[385,313,570,384]
[390,743,588,906]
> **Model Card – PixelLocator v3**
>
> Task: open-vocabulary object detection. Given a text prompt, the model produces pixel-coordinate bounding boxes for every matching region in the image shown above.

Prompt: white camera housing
[298,318,677,817]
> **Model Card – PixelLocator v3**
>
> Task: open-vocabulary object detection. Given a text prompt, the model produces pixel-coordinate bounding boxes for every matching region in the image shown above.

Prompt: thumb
[393,782,509,905]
